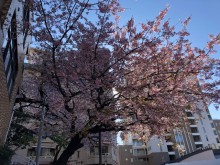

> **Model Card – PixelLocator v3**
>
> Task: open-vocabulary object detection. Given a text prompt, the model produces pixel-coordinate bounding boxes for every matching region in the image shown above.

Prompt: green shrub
[0,145,15,165]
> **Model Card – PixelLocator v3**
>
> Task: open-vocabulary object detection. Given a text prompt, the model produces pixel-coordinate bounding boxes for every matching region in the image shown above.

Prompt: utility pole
[99,128,102,165]
[35,86,46,165]
[35,105,45,165]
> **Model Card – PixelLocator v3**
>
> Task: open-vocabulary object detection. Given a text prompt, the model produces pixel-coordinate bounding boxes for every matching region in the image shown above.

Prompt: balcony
[166,142,174,145]
[191,127,200,136]
[193,135,202,143]
[186,112,195,119]
[192,133,200,136]
[189,119,196,125]
[195,142,203,145]
[168,151,175,155]
[133,148,147,156]
[167,145,175,152]
[186,111,193,117]
[189,124,197,127]
[132,139,145,147]
[165,135,173,143]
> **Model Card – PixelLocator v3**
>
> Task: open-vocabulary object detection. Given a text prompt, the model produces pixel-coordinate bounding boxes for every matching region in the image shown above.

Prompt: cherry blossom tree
[16,0,220,164]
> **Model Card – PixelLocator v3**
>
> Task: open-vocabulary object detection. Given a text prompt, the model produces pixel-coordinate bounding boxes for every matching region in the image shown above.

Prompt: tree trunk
[53,134,84,165]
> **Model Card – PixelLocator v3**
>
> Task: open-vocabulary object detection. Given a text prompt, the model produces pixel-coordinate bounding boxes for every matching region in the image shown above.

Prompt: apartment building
[0,0,30,144]
[12,133,118,165]
[70,134,118,165]
[120,107,220,165]
[118,144,149,165]
[213,119,220,141]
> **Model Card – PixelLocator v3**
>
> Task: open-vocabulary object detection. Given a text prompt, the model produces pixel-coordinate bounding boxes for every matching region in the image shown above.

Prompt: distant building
[12,133,118,165]
[163,147,220,165]
[0,0,30,144]
[120,107,220,165]
[71,133,118,165]
[118,145,148,165]
[213,119,220,142]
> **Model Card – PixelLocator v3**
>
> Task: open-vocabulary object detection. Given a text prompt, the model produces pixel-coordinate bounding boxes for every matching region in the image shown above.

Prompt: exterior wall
[72,133,118,165]
[213,119,220,145]
[121,106,220,165]
[118,145,147,165]
[147,152,169,165]
[71,143,117,165]
[195,110,219,149]
[0,0,30,144]
[147,136,168,154]
[14,139,117,165]
[12,137,56,165]
[181,150,215,162]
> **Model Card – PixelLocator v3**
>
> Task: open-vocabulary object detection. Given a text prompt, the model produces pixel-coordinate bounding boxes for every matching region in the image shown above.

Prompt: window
[216,138,220,143]
[167,145,174,152]
[23,0,30,46]
[169,155,175,161]
[193,135,201,142]
[214,130,217,135]
[165,135,172,142]
[133,148,146,156]
[203,127,206,133]
[211,123,215,128]
[186,112,193,117]
[196,144,203,149]
[77,151,80,158]
[188,119,196,125]
[200,119,203,125]
[206,135,209,141]
[138,158,146,162]
[90,146,109,155]
[131,158,133,162]
[132,139,144,146]
[102,146,108,154]
[134,158,147,162]
[208,115,212,120]
[191,127,198,133]
[27,148,55,157]
[2,11,18,97]
[27,148,36,156]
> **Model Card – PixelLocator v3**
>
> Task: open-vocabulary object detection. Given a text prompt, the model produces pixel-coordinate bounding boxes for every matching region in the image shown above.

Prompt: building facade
[13,134,118,165]
[213,119,220,142]
[120,108,220,165]
[118,145,149,165]
[0,0,30,144]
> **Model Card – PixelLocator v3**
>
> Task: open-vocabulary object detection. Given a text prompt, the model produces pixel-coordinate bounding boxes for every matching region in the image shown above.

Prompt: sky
[118,0,220,119]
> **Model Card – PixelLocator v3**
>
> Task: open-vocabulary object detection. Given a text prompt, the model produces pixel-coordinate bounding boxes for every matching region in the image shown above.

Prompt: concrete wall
[118,145,147,165]
[148,152,169,165]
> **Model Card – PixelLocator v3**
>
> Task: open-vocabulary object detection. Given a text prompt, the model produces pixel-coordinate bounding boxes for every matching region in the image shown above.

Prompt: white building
[121,107,220,165]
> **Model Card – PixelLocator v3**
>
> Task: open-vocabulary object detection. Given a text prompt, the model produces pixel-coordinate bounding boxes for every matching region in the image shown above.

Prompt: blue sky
[119,0,220,119]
